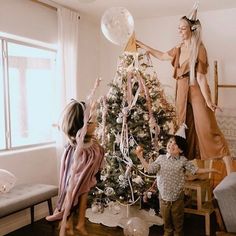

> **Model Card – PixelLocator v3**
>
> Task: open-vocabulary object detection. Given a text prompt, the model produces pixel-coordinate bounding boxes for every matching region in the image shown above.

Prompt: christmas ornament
[91,201,104,213]
[116,116,123,124]
[91,204,99,213]
[104,187,115,196]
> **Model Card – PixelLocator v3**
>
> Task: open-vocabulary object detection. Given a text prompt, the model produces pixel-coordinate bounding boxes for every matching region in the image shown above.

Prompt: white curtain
[54,7,80,179]
[57,7,80,105]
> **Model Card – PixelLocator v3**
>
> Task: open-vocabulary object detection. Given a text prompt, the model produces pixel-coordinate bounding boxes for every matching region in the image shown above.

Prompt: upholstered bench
[0,183,58,223]
[213,172,236,233]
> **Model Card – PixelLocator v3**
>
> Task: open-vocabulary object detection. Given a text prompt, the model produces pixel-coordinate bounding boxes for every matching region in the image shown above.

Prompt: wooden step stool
[184,179,214,236]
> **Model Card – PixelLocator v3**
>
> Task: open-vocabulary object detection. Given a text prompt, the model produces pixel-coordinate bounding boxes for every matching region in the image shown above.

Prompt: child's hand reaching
[135,146,149,170]
[211,168,221,175]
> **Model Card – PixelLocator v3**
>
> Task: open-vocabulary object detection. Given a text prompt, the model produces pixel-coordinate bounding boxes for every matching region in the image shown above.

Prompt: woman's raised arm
[136,40,172,61]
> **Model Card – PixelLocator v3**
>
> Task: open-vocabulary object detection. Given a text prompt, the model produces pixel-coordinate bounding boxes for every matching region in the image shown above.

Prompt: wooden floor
[6,213,218,236]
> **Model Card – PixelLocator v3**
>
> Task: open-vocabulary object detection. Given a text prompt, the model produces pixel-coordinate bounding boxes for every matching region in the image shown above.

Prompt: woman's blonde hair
[181,16,202,85]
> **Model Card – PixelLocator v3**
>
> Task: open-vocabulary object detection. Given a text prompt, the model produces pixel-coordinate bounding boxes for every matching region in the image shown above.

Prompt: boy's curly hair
[170,135,188,155]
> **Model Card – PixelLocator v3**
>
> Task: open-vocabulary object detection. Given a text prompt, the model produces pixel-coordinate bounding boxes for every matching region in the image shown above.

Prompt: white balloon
[123,217,149,236]
[0,169,17,193]
[101,7,134,46]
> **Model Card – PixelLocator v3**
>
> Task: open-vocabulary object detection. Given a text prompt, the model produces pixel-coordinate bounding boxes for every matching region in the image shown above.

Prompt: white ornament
[143,114,149,120]
[101,174,108,181]
[147,192,152,198]
[118,175,125,181]
[129,138,135,147]
[104,187,115,196]
[91,204,99,213]
[116,117,123,123]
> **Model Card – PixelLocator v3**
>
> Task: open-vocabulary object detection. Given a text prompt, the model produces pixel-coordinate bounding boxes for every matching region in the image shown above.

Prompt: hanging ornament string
[119,58,138,203]
[137,72,160,146]
[128,173,135,201]
[137,168,156,178]
[120,107,130,162]
[117,195,140,206]
[101,96,108,146]
[118,52,159,204]
[119,56,133,163]
[145,51,153,67]
[126,71,133,107]
[120,107,135,202]
[118,51,161,205]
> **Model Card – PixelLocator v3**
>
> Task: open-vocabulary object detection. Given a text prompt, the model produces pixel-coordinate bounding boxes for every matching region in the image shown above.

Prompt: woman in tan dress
[136,6,233,175]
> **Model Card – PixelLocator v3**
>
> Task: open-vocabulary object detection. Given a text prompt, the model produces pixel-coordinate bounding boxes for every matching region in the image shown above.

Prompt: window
[0,37,57,150]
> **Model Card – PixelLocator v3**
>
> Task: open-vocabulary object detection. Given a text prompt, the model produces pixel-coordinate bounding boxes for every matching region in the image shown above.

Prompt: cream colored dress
[168,43,230,160]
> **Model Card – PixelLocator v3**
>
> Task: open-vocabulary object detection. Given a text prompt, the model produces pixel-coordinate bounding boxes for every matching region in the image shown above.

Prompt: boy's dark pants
[160,192,184,236]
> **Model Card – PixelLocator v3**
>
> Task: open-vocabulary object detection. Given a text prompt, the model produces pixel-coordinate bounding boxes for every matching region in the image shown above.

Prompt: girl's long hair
[61,100,85,145]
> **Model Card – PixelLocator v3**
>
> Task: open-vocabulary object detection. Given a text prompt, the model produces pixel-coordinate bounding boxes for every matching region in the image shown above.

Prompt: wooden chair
[184,178,214,236]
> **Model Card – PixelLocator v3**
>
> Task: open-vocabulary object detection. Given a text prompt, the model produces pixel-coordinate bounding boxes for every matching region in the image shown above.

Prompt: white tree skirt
[86,204,163,228]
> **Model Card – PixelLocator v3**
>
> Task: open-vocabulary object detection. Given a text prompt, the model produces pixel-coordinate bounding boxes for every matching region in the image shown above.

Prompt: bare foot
[45,211,63,222]
[75,226,88,236]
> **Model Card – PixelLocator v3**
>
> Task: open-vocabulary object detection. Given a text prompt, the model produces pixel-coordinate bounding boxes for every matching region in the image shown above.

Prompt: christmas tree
[92,43,176,210]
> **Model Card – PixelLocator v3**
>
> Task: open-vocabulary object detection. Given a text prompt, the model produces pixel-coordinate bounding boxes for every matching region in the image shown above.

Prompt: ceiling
[51,0,236,22]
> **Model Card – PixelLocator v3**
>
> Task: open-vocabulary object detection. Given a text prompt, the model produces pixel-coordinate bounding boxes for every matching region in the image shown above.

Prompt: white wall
[99,8,236,109]
[98,30,122,95]
[201,8,236,109]
[0,145,58,185]
[77,14,101,100]
[0,0,57,44]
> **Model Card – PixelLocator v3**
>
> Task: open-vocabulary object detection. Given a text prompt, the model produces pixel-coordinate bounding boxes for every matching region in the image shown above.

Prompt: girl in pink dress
[46,99,104,236]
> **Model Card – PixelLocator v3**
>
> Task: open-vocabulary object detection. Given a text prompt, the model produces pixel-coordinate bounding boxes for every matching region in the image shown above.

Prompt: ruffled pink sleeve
[196,44,209,74]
